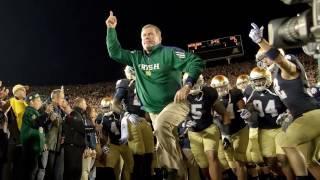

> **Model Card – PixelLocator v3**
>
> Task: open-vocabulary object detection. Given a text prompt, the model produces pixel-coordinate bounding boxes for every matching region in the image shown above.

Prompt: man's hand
[43,144,48,152]
[45,104,54,114]
[106,11,117,28]
[60,100,72,115]
[249,23,264,44]
[84,148,90,158]
[39,127,44,134]
[174,85,191,103]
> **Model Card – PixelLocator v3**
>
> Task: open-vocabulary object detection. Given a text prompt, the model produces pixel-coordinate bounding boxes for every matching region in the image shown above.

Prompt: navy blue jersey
[273,55,319,119]
[114,79,145,117]
[243,86,254,103]
[187,86,218,132]
[220,88,246,134]
[245,86,285,129]
[101,112,122,145]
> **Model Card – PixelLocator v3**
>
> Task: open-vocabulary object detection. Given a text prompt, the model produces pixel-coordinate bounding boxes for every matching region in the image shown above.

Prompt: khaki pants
[259,128,285,157]
[149,102,189,175]
[182,149,201,180]
[280,109,320,147]
[106,144,133,180]
[224,126,249,163]
[128,118,154,154]
[188,124,220,168]
[81,155,95,180]
[218,140,231,170]
[313,136,320,165]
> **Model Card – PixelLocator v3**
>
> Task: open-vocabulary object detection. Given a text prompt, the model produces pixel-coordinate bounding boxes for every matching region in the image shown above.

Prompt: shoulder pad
[116,79,130,89]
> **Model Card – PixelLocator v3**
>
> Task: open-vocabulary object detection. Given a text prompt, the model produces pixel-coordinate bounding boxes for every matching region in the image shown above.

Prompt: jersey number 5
[191,104,203,120]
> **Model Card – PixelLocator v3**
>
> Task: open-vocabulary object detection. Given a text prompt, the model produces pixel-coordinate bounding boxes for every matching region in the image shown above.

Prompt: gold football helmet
[236,74,250,92]
[100,97,113,111]
[249,67,272,91]
[210,75,229,97]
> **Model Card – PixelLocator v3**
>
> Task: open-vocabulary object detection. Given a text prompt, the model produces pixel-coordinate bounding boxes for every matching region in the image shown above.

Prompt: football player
[249,22,320,179]
[182,73,231,180]
[112,66,154,180]
[97,98,134,180]
[236,74,250,94]
[244,67,294,180]
[211,75,249,180]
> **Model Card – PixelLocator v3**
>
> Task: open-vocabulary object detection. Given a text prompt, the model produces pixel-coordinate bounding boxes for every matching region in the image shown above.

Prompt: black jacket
[63,107,86,147]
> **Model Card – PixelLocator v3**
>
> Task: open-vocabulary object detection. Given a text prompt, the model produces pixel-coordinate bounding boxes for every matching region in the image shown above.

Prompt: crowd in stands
[11,53,316,109]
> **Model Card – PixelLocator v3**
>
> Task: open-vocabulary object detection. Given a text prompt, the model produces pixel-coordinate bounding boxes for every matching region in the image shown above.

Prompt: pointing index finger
[251,23,259,29]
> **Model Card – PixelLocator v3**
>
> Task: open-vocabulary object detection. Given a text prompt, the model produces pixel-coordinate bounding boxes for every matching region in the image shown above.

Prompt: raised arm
[106,11,134,66]
[249,23,299,79]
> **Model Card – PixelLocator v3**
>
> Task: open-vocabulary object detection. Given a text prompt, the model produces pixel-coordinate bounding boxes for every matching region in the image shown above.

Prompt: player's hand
[91,149,97,158]
[106,11,117,28]
[249,23,264,44]
[102,144,110,154]
[174,85,191,103]
[276,112,293,131]
[184,120,196,128]
[238,109,251,120]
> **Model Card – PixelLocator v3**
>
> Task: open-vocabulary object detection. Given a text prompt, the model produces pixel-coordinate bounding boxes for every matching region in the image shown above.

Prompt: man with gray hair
[106,11,205,179]
[44,88,70,180]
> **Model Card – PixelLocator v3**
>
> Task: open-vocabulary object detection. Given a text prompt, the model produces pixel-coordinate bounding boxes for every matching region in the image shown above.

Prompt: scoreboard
[187,35,244,62]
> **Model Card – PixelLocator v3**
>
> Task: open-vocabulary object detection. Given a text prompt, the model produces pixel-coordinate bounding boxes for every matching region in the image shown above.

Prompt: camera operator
[249,23,320,179]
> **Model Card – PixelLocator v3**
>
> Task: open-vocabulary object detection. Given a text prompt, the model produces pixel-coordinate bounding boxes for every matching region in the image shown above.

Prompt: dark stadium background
[0,0,309,85]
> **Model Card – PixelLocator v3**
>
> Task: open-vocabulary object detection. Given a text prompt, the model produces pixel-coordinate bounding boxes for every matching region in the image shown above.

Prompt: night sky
[0,0,309,85]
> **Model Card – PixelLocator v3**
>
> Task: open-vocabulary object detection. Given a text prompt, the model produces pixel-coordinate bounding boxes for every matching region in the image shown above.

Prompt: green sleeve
[106,28,135,66]
[21,111,40,142]
[171,48,205,81]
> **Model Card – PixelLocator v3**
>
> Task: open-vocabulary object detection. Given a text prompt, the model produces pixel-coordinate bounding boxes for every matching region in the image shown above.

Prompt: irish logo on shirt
[138,63,160,76]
